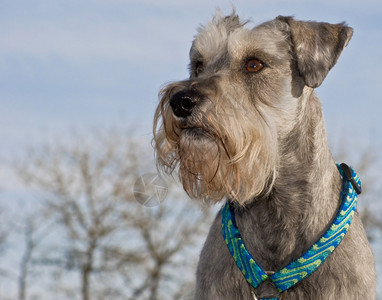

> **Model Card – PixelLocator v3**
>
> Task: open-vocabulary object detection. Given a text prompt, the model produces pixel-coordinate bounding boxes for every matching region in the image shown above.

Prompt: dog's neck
[233,88,342,271]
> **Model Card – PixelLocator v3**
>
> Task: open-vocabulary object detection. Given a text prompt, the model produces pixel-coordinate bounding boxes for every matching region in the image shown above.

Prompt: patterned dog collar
[222,163,361,300]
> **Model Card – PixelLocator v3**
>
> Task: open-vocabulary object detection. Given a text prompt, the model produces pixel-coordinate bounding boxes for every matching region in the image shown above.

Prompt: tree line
[0,130,380,300]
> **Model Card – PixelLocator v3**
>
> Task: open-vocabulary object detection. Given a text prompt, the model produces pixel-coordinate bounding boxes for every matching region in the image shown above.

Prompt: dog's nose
[170,91,197,118]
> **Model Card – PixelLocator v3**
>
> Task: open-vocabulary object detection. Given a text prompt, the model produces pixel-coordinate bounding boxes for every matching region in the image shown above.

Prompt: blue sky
[1,0,382,162]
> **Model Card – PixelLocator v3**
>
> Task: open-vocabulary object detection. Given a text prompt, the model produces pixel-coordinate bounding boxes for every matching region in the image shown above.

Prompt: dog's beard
[153,84,279,204]
[178,128,226,201]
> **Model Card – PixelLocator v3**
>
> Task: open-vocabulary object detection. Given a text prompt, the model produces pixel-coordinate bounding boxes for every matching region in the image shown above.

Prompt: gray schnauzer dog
[153,11,376,300]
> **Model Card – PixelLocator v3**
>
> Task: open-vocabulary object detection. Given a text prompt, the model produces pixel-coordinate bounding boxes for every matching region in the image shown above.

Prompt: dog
[153,11,376,299]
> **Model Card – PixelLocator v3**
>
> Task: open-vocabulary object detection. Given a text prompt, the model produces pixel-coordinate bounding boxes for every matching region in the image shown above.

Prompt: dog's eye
[195,62,204,76]
[245,59,264,73]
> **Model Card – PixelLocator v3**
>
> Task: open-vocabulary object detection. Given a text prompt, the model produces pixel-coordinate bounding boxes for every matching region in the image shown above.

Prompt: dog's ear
[277,16,353,88]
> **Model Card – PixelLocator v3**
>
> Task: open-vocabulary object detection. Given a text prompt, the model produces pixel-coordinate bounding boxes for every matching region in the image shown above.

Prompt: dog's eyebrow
[189,47,203,63]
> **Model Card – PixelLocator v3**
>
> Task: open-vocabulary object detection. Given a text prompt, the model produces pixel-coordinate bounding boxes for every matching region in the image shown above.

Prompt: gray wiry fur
[153,11,376,300]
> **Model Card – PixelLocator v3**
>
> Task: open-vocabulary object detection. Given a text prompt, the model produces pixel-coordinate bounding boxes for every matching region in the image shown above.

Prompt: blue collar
[222,163,361,300]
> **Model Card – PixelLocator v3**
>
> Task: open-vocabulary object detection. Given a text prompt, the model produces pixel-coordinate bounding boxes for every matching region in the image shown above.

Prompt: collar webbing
[222,163,361,299]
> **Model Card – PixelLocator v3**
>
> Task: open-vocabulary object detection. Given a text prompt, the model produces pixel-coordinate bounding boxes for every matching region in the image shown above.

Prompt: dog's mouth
[178,124,228,158]
[181,126,204,133]
[179,126,213,140]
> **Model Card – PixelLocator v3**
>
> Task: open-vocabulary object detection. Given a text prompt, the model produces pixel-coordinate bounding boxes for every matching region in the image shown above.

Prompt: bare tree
[331,137,382,241]
[120,190,211,300]
[17,212,51,300]
[0,209,9,278]
[15,130,212,300]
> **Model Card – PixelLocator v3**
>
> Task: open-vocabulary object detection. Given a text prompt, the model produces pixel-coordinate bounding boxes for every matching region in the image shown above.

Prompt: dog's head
[153,11,352,204]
